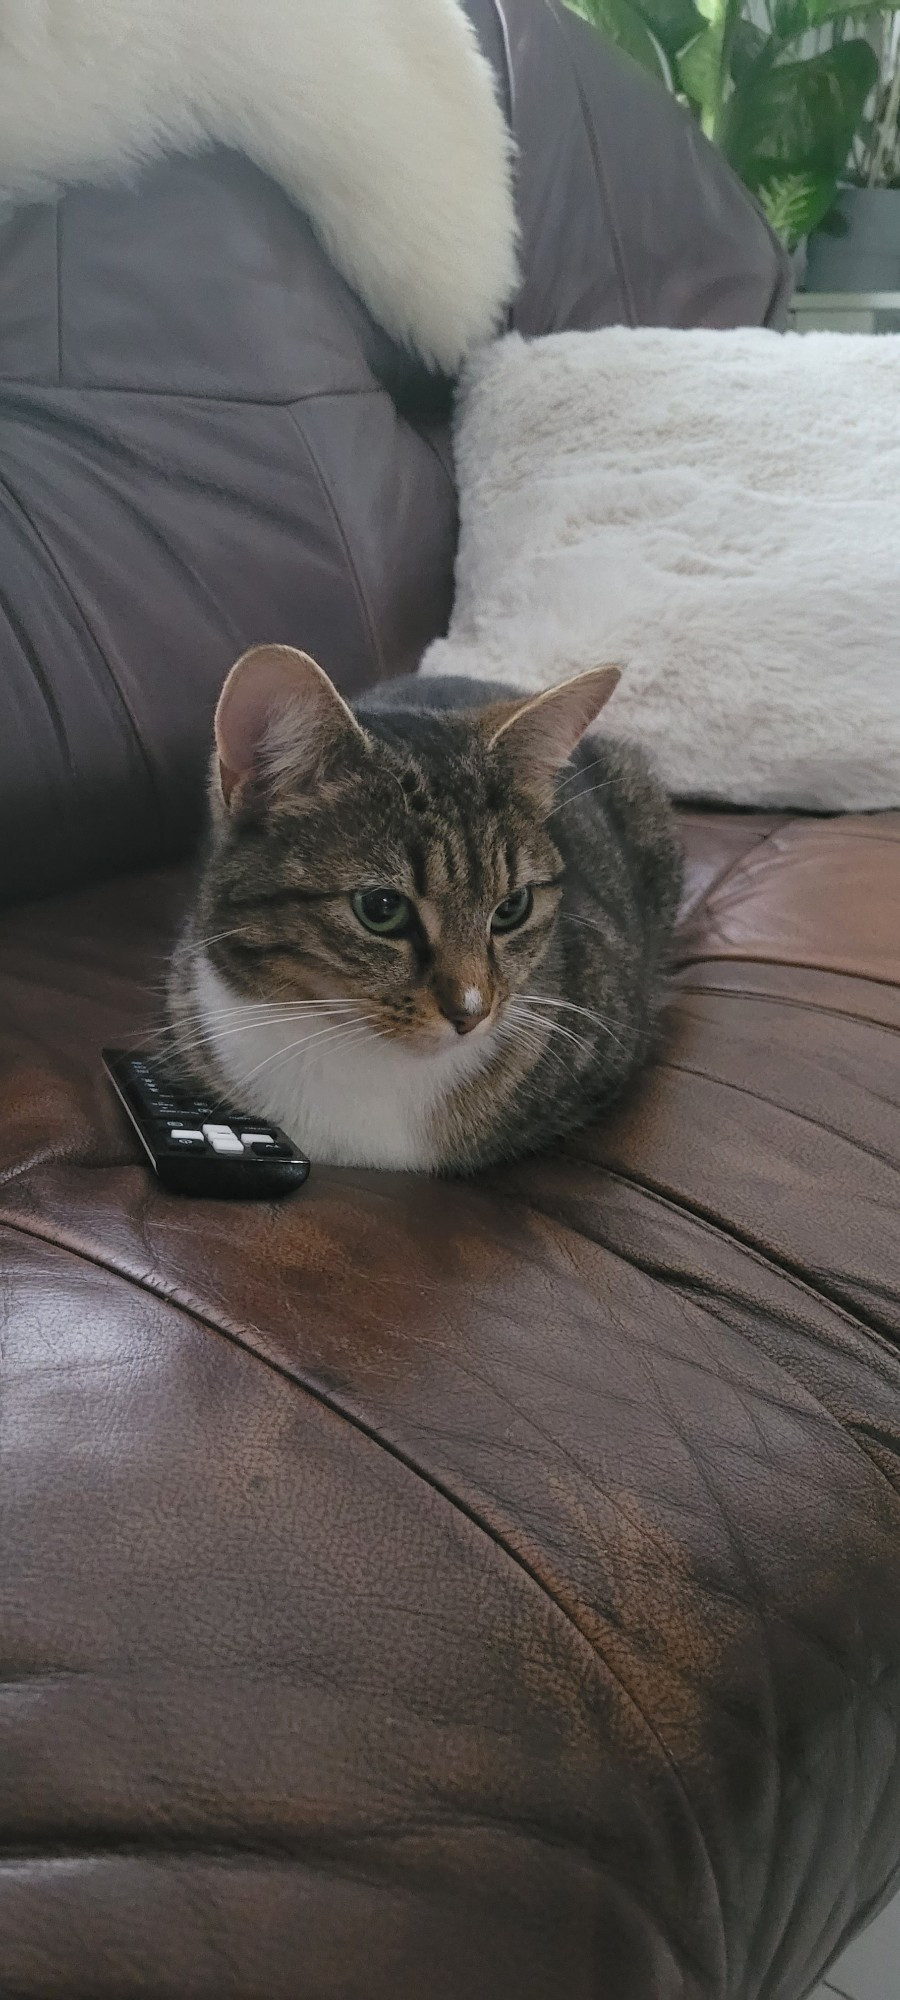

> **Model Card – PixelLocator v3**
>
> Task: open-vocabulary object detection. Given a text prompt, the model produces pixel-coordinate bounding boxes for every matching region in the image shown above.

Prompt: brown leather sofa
[2,5,899,1998]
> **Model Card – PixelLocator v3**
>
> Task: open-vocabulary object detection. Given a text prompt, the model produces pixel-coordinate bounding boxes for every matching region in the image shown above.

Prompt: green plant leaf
[770,0,818,39]
[805,0,900,22]
[726,39,880,186]
[729,18,768,83]
[757,169,840,241]
[676,25,721,103]
[773,0,898,44]
[562,0,670,80]
[711,0,745,136]
[674,0,744,133]
[631,0,704,57]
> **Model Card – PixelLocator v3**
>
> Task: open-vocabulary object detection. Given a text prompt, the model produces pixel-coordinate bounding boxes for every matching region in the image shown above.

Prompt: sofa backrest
[0,0,789,906]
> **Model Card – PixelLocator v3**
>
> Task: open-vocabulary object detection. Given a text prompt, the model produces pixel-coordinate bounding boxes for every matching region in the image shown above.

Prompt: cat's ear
[214,644,366,806]
[484,666,621,796]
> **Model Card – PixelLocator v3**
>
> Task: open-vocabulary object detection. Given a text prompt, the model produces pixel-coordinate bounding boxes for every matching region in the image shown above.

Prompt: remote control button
[240,1132,274,1146]
[202,1124,244,1155]
[132,1077,165,1109]
[169,1128,205,1144]
[126,1064,182,1120]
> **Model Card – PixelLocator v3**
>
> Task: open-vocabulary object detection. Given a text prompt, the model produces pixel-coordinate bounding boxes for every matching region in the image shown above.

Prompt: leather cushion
[1,809,898,1999]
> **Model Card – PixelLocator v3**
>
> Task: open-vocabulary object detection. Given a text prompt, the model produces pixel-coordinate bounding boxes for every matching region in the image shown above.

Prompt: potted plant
[565,0,895,257]
[804,13,900,288]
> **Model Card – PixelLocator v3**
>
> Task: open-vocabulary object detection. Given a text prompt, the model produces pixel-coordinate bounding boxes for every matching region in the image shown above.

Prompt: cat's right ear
[483,665,622,799]
[214,644,367,808]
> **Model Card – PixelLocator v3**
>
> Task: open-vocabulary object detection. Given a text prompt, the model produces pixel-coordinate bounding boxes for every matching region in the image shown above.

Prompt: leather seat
[2,4,898,1996]
[2,812,899,1998]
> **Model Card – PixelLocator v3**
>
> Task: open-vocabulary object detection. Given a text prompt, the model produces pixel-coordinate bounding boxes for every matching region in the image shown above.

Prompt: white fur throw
[422,328,900,810]
[0,0,516,373]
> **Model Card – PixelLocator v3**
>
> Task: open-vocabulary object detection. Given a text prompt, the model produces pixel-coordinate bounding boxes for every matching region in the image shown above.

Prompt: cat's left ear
[214,644,367,806]
[485,666,621,796]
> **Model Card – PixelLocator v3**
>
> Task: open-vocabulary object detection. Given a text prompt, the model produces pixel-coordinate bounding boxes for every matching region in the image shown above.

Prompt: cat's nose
[438,982,493,1034]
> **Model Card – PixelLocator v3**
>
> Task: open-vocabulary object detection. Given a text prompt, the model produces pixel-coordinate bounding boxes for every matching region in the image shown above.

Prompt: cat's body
[167,654,682,1174]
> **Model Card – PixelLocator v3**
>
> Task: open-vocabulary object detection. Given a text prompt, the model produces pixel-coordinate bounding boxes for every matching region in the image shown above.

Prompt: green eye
[491,886,534,934]
[351,887,413,936]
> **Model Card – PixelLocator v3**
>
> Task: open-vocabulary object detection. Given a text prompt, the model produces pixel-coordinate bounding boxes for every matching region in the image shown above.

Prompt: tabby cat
[167,645,682,1173]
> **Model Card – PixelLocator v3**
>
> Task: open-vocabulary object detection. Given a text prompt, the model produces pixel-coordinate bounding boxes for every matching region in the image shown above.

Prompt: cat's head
[191,645,619,1056]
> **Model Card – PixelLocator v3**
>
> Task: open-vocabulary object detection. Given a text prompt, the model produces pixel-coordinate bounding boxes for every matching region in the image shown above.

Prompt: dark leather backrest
[477,0,790,336]
[0,0,789,907]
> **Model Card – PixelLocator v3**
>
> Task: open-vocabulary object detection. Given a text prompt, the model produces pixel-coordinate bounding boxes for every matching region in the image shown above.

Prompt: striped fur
[167,660,682,1173]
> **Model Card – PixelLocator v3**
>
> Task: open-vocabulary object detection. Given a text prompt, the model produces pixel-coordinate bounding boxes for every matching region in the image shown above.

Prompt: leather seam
[0,469,160,822]
[410,420,457,507]
[0,1827,684,1867]
[516,1165,900,1518]
[544,0,637,326]
[661,1287,900,1510]
[658,1055,900,1174]
[0,584,76,782]
[806,829,900,846]
[673,946,900,984]
[284,402,385,683]
[672,817,794,950]
[675,981,900,1033]
[0,1206,725,1964]
[54,200,63,386]
[0,379,390,407]
[575,1160,900,1365]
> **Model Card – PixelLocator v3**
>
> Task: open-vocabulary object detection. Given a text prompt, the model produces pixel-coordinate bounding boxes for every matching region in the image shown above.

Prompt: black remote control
[103,1048,311,1198]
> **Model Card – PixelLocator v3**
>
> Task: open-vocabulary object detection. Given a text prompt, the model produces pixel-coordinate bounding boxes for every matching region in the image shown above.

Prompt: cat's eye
[351,887,413,937]
[491,886,534,933]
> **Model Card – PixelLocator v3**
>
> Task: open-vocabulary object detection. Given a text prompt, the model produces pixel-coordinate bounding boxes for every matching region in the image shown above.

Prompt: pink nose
[437,985,492,1034]
[446,1010,481,1036]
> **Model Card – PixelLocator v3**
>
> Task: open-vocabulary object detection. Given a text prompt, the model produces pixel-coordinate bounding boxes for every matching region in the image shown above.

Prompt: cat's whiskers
[221,1026,376,1125]
[540,1022,596,1063]
[231,1013,378,1100]
[180,925,255,956]
[545,778,615,820]
[553,751,614,799]
[137,997,357,1042]
[181,998,357,1025]
[510,995,628,1071]
[559,912,610,940]
[151,1001,357,1031]
[508,1003,595,1066]
[501,1005,582,1084]
[151,1008,358,1072]
[499,1008,549,1062]
[118,926,257,995]
[519,992,627,1052]
[132,996,356,1072]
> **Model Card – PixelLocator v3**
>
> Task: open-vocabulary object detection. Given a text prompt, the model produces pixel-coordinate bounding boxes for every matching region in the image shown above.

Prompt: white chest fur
[192,960,488,1171]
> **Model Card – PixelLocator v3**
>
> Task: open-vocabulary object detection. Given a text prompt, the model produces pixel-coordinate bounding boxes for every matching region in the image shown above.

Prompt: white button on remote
[170,1128,205,1144]
[240,1132,274,1146]
[202,1124,244,1155]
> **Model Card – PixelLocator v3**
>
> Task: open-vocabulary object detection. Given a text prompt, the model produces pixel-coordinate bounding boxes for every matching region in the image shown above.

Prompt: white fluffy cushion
[421,328,900,810]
